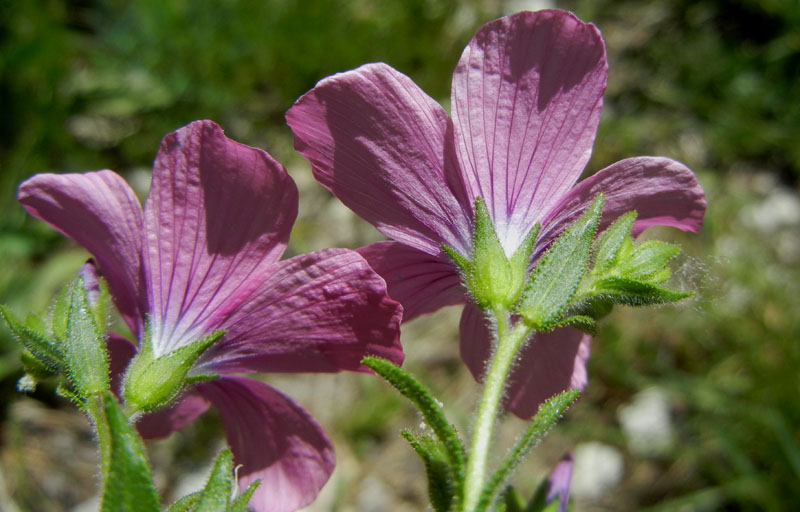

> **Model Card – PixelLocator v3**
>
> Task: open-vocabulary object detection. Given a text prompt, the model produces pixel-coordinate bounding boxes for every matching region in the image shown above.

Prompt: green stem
[84,394,112,480]
[462,309,533,512]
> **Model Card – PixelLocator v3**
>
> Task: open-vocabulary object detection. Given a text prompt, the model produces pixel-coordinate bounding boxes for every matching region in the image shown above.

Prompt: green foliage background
[0,1,798,511]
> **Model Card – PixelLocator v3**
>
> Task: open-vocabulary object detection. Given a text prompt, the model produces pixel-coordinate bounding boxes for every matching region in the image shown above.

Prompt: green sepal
[362,357,465,481]
[519,194,604,331]
[65,278,110,398]
[590,277,693,306]
[476,389,579,512]
[402,430,456,512]
[100,392,160,512]
[194,449,234,512]
[123,328,224,414]
[442,243,471,275]
[617,240,681,282]
[469,197,514,308]
[230,480,261,512]
[592,211,637,275]
[0,305,64,372]
[185,373,220,386]
[166,493,201,512]
[507,223,540,306]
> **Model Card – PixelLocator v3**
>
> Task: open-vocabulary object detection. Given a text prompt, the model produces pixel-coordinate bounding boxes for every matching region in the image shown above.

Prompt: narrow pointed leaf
[194,449,234,512]
[0,306,63,371]
[100,393,160,512]
[592,211,636,275]
[402,430,455,512]
[477,390,579,511]
[362,357,465,473]
[502,487,526,512]
[65,279,109,397]
[520,195,604,330]
[593,277,692,306]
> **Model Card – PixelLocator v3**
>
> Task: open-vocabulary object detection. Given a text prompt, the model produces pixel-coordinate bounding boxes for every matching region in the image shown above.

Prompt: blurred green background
[1,0,798,511]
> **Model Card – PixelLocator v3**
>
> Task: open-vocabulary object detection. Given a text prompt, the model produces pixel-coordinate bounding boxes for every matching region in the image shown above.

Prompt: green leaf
[520,194,604,331]
[65,278,110,398]
[362,357,465,479]
[166,493,201,512]
[123,328,224,413]
[402,430,455,512]
[195,449,234,512]
[501,487,525,512]
[555,315,597,335]
[230,480,260,512]
[100,393,160,512]
[592,277,692,306]
[477,390,579,511]
[592,211,637,275]
[0,305,64,372]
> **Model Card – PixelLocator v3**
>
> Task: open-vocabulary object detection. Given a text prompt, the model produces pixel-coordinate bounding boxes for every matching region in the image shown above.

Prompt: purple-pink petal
[198,248,403,375]
[459,302,590,419]
[18,170,145,335]
[135,392,211,440]
[451,10,607,255]
[537,156,707,254]
[196,376,335,512]
[287,63,472,256]
[357,241,465,323]
[143,120,299,356]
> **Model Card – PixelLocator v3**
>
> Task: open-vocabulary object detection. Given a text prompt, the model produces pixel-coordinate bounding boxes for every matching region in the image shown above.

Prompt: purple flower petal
[538,156,707,253]
[357,241,465,322]
[143,120,298,355]
[199,248,403,375]
[18,170,145,335]
[287,63,472,256]
[196,376,334,512]
[135,392,211,439]
[547,452,574,512]
[451,10,607,255]
[459,302,590,419]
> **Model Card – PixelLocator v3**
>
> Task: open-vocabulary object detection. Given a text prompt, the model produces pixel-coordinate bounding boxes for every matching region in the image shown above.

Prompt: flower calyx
[443,196,538,311]
[123,327,223,414]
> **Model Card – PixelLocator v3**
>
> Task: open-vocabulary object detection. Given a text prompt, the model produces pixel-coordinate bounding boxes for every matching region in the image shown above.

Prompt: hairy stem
[462,310,533,512]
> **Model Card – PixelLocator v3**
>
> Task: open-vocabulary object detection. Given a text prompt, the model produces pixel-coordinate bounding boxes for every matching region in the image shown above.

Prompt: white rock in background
[571,442,625,500]
[740,187,800,234]
[618,387,675,456]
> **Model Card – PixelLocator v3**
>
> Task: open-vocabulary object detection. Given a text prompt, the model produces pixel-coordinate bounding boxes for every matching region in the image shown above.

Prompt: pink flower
[286,10,705,418]
[18,120,403,512]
